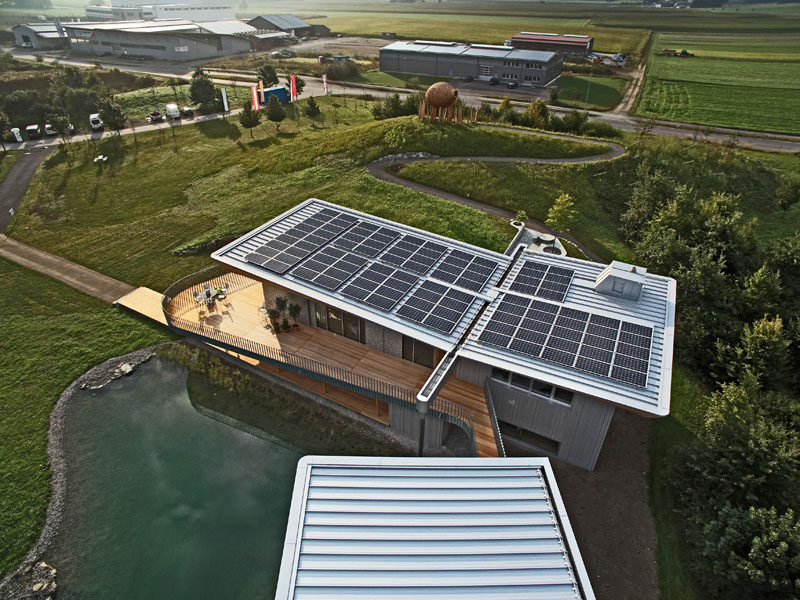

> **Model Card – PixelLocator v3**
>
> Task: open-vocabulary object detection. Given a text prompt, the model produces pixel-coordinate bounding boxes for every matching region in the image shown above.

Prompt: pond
[47,357,305,599]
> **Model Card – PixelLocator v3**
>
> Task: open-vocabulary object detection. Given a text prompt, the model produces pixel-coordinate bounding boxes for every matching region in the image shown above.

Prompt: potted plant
[275,295,288,319]
[281,317,291,333]
[513,210,528,226]
[267,309,280,332]
[288,302,301,328]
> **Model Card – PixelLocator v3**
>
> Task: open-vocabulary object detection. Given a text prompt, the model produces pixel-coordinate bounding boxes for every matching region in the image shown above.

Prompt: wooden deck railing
[162,266,478,456]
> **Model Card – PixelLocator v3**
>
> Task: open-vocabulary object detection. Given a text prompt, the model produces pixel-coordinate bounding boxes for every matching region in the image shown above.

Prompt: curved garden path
[368,125,627,263]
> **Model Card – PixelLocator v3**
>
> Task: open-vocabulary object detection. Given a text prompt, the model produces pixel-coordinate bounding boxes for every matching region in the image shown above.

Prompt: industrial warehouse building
[379,40,562,87]
[62,19,252,60]
[12,22,69,50]
[509,32,594,57]
[247,14,311,36]
[85,3,236,22]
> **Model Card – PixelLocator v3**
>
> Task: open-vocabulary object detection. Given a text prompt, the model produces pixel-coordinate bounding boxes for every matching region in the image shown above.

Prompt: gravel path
[0,235,134,303]
[368,126,626,263]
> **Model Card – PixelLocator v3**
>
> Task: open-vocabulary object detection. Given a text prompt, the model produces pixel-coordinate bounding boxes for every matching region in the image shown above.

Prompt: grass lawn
[556,75,628,110]
[2,98,617,290]
[0,257,171,578]
[350,70,446,89]
[396,159,635,263]
[636,32,800,134]
[114,84,192,118]
[0,151,19,184]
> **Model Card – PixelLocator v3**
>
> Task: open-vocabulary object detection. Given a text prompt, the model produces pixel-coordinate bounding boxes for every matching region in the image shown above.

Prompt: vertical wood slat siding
[489,380,615,470]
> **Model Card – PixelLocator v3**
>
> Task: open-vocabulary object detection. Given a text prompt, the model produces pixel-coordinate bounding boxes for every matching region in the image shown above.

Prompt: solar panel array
[430,250,500,292]
[245,208,358,274]
[341,263,419,311]
[479,293,653,387]
[291,247,368,290]
[332,222,401,258]
[397,281,477,334]
[509,260,574,302]
[381,236,448,274]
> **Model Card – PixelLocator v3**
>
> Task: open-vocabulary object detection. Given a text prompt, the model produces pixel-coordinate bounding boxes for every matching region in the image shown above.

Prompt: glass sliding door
[402,335,436,369]
[326,307,343,336]
[343,313,361,342]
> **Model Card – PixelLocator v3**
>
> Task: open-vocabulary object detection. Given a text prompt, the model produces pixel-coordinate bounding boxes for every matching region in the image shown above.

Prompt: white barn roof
[380,39,556,63]
[275,456,595,600]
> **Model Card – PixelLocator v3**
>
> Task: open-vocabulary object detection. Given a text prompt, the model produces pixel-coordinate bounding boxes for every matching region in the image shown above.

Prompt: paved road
[0,145,54,233]
[7,48,800,153]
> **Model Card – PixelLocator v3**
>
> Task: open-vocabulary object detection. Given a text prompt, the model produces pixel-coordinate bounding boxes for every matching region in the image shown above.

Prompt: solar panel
[397,281,477,334]
[332,222,402,258]
[509,260,575,303]
[381,236,448,274]
[430,250,500,292]
[245,209,358,274]
[291,247,368,290]
[479,293,653,387]
[341,264,419,311]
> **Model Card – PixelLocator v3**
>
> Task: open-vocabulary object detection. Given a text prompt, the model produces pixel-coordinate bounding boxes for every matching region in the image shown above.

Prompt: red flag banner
[251,86,259,110]
[290,75,297,102]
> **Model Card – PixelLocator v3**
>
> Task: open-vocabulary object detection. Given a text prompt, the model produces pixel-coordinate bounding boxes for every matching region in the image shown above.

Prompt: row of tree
[237,95,322,138]
[613,139,800,597]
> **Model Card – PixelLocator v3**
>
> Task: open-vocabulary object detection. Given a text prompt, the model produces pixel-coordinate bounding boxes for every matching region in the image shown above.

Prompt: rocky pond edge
[0,346,159,600]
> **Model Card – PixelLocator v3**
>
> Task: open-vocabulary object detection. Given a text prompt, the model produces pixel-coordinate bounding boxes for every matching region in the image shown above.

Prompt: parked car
[25,124,41,139]
[44,123,58,136]
[489,77,500,86]
[180,106,194,117]
[147,111,163,123]
[506,81,519,89]
[164,103,180,119]
[462,75,474,82]
[89,113,104,130]
[20,41,32,48]
[10,127,24,143]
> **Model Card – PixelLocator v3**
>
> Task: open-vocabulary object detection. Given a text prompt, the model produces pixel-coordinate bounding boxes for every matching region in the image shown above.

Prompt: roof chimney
[594,260,647,301]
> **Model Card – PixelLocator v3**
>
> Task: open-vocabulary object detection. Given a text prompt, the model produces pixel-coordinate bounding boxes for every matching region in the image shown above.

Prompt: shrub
[583,121,622,138]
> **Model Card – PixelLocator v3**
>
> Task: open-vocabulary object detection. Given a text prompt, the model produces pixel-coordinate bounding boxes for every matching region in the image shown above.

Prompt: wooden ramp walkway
[118,281,499,457]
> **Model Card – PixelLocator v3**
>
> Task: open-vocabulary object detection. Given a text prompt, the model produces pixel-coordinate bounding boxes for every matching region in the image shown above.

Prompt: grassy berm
[8,97,606,291]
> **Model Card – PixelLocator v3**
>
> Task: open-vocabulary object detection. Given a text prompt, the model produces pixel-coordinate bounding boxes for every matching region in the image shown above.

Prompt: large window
[498,420,560,454]
[402,336,436,369]
[314,303,365,344]
[491,367,574,406]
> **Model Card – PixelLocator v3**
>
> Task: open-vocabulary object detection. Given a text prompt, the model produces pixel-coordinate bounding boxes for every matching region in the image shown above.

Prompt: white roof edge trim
[656,277,677,417]
[541,460,597,600]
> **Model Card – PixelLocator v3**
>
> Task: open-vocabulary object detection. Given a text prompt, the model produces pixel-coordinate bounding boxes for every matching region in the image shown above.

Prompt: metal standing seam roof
[63,19,199,32]
[195,20,255,35]
[257,14,310,30]
[276,456,595,600]
[461,249,676,416]
[380,40,556,63]
[212,199,512,351]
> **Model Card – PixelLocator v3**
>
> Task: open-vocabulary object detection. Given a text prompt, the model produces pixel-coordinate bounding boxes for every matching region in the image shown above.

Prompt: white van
[89,113,104,131]
[165,103,180,119]
[10,128,23,143]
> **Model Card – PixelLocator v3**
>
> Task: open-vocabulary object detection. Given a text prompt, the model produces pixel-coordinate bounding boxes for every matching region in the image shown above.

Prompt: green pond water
[47,357,304,599]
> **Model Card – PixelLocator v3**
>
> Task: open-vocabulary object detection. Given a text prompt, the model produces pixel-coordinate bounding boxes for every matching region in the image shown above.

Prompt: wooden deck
[122,280,499,457]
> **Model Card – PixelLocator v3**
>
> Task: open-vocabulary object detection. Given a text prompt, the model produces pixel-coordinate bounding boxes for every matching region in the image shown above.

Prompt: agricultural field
[350,71,446,89]
[556,75,628,111]
[636,32,800,134]
[305,14,650,57]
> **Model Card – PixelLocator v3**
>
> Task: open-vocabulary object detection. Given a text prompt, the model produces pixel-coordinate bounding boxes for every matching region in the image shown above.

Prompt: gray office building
[379,40,561,87]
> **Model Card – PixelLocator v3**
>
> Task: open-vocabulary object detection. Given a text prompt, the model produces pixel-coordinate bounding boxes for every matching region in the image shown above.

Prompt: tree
[515,210,528,224]
[46,112,72,148]
[523,99,549,129]
[562,110,587,134]
[285,74,305,98]
[619,166,678,243]
[275,295,288,318]
[545,193,577,236]
[265,95,285,132]
[0,112,8,151]
[238,102,262,138]
[168,77,181,102]
[288,302,301,326]
[257,64,278,88]
[97,96,126,136]
[189,68,216,109]
[304,96,321,124]
[738,266,782,322]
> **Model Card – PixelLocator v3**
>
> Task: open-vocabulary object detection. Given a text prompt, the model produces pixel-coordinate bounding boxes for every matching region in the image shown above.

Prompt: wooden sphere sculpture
[425,82,458,108]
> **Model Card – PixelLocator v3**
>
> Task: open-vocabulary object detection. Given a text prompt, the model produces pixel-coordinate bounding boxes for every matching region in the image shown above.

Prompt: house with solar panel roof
[157,199,676,470]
